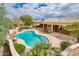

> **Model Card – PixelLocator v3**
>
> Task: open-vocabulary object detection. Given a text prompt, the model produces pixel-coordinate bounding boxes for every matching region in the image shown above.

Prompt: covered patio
[34,19,79,32]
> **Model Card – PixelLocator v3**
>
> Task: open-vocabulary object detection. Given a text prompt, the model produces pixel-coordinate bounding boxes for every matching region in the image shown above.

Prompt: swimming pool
[16,30,48,48]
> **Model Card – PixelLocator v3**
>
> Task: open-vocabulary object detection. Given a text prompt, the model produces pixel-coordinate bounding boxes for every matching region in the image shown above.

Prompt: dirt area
[0,43,12,56]
[68,47,79,56]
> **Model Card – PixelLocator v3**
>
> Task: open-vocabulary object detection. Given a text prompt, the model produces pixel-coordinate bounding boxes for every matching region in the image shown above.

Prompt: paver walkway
[50,32,77,42]
[36,29,62,48]
[36,28,77,41]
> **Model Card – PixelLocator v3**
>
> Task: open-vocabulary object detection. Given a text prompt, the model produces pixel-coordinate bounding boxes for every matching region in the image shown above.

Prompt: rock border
[61,43,79,56]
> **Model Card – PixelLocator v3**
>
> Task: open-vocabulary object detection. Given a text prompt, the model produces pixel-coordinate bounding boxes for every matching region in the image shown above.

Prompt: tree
[0,4,10,46]
[0,4,4,20]
[20,15,33,26]
[41,18,45,21]
[10,19,24,28]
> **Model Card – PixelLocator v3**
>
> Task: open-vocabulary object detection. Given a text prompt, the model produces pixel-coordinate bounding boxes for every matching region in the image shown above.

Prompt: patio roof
[34,18,79,25]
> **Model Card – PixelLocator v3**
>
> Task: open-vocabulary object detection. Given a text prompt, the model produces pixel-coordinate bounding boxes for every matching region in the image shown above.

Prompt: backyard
[0,3,79,56]
[6,17,79,56]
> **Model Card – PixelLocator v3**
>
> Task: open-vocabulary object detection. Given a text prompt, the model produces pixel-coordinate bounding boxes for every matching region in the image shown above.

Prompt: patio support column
[59,25,63,30]
[47,25,48,30]
[51,24,53,32]
[59,25,61,29]
[43,24,44,29]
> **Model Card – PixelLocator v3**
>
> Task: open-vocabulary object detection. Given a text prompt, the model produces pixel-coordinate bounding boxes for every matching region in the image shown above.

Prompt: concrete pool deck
[34,29,63,48]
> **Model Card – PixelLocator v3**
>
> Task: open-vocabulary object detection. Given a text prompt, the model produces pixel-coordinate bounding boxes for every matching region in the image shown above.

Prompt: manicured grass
[14,43,25,55]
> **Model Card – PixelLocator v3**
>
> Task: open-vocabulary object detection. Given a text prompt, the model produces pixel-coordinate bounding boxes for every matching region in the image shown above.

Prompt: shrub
[14,43,25,55]
[58,29,70,35]
[61,41,72,51]
[51,48,61,56]
[70,31,79,42]
[19,26,29,31]
[25,42,51,56]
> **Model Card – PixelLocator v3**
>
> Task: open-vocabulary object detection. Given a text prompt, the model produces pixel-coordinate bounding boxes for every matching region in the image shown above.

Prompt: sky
[3,3,79,20]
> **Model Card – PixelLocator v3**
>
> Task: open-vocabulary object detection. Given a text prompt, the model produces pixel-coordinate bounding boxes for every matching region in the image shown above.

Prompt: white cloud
[4,3,79,20]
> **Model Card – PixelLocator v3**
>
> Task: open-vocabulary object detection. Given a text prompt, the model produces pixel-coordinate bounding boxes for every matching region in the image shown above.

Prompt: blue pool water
[16,31,48,48]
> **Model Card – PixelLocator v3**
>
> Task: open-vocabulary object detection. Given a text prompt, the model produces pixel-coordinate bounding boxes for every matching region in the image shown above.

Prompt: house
[34,18,79,32]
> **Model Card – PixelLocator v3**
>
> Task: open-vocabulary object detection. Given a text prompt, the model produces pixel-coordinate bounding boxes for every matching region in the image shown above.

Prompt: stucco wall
[7,35,20,56]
